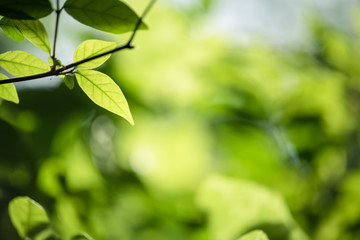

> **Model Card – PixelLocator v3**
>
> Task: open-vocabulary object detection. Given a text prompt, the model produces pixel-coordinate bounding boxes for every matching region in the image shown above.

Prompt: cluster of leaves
[0,0,153,238]
[0,0,150,125]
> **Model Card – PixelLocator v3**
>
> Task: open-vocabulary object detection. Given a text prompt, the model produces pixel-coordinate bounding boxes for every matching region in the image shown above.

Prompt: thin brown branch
[65,44,133,70]
[127,0,157,45]
[0,0,157,85]
[51,0,62,59]
[0,71,56,85]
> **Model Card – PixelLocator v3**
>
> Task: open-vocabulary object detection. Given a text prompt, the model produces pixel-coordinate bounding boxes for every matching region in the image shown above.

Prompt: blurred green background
[1,0,360,239]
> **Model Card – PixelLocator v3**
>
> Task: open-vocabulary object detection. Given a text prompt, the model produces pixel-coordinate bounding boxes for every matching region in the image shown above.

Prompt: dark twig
[66,44,132,70]
[0,0,157,85]
[51,0,62,59]
[127,0,156,45]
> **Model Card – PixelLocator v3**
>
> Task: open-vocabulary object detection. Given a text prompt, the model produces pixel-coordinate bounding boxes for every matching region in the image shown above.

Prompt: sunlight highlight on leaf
[0,17,25,41]
[13,20,51,53]
[75,70,134,125]
[0,73,19,103]
[0,51,50,77]
[73,39,116,69]
[64,0,147,34]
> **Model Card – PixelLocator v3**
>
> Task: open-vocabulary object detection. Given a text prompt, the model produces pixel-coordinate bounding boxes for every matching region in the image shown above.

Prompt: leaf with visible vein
[12,20,51,53]
[0,51,50,77]
[8,196,50,239]
[0,73,19,103]
[0,17,25,41]
[64,0,147,34]
[73,39,116,69]
[75,70,134,125]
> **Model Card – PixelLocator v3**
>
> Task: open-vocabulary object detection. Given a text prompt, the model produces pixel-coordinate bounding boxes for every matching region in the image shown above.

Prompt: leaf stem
[0,0,157,85]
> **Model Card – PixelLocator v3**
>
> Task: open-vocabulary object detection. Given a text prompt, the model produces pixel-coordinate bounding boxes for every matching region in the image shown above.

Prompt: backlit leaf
[0,73,19,103]
[75,70,134,125]
[238,230,269,240]
[0,17,24,41]
[0,0,53,20]
[0,50,50,77]
[73,39,116,69]
[12,19,51,53]
[64,0,147,34]
[8,196,50,239]
[64,74,75,90]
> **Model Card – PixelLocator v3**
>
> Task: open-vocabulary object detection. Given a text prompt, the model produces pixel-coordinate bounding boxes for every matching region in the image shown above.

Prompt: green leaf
[0,50,50,77]
[73,39,116,69]
[64,74,75,90]
[12,19,51,53]
[0,73,19,103]
[0,0,53,20]
[64,0,147,34]
[75,70,134,125]
[8,196,50,239]
[0,17,24,41]
[238,230,270,240]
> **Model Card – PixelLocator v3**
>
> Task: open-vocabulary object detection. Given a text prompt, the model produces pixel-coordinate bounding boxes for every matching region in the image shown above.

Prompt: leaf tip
[125,110,134,126]
[128,117,135,126]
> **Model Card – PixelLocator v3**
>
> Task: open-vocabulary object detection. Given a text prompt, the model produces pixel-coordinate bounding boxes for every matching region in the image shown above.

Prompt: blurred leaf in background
[197,175,308,240]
